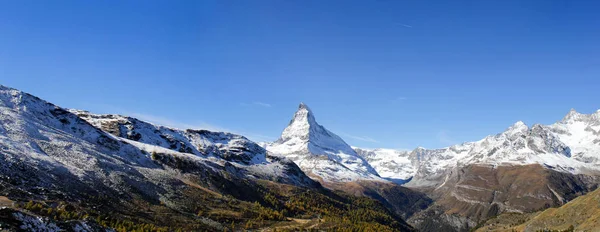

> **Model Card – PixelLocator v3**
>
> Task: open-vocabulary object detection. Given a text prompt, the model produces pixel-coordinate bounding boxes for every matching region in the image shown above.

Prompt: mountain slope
[69,110,319,187]
[476,186,600,232]
[70,110,266,165]
[354,147,416,184]
[0,85,415,231]
[407,163,599,231]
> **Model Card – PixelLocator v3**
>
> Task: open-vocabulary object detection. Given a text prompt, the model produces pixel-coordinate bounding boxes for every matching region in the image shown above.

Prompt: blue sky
[1,0,599,149]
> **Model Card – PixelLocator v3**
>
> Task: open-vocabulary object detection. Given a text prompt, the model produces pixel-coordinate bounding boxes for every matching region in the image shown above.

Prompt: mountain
[4,82,598,231]
[406,163,599,231]
[69,109,319,187]
[405,118,600,191]
[475,186,600,232]
[263,103,381,182]
[358,117,600,190]
[355,111,600,231]
[71,109,268,165]
[0,85,415,231]
[263,103,432,220]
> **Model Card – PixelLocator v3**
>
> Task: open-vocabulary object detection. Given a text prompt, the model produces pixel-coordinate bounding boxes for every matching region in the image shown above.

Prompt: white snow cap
[280,103,317,141]
[265,103,382,182]
[561,108,600,123]
[503,121,529,136]
[562,108,581,121]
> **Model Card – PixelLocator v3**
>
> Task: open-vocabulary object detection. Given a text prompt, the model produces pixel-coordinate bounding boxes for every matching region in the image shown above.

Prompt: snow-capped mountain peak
[562,108,582,122]
[503,121,529,137]
[274,103,358,157]
[560,108,600,123]
[356,108,600,190]
[279,103,318,142]
[265,103,381,182]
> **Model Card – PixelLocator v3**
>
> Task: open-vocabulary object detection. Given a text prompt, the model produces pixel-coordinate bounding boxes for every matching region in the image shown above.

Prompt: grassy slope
[0,164,415,232]
[476,187,600,232]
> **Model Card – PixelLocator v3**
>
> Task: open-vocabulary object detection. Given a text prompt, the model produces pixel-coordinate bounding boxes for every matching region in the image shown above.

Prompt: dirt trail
[0,196,14,207]
[178,177,222,197]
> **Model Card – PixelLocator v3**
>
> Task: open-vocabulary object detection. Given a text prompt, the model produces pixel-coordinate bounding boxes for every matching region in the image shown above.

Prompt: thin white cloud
[242,133,277,142]
[241,101,272,108]
[86,104,276,142]
[339,132,380,143]
[128,112,227,132]
[437,130,456,146]
[400,24,413,28]
[253,101,272,107]
[390,96,408,104]
[127,112,276,142]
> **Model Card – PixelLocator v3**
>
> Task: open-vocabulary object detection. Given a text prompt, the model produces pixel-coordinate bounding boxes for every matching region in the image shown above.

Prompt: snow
[549,113,600,164]
[265,103,600,185]
[70,110,269,165]
[264,103,382,182]
[360,110,600,188]
[2,84,600,193]
[353,147,415,181]
[0,84,318,203]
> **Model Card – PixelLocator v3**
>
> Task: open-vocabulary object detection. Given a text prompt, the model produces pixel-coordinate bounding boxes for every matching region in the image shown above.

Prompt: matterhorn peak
[279,103,319,142]
[266,103,381,182]
[298,102,309,110]
[290,102,316,124]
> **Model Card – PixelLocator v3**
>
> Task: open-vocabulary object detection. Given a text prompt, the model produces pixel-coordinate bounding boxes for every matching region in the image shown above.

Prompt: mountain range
[259,100,600,231]
[0,84,599,231]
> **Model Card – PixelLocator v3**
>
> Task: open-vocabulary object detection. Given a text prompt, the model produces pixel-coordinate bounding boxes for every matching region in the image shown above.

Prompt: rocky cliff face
[408,164,599,231]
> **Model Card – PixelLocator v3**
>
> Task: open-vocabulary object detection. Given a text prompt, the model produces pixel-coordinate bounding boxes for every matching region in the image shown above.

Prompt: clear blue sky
[1,0,599,149]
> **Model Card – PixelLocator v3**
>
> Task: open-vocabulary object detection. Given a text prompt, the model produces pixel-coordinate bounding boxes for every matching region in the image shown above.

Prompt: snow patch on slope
[353,147,415,182]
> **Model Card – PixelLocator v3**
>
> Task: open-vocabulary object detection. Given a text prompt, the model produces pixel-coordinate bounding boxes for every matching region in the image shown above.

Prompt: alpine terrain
[1,83,599,232]
[475,184,600,231]
[355,111,600,231]
[0,85,415,231]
